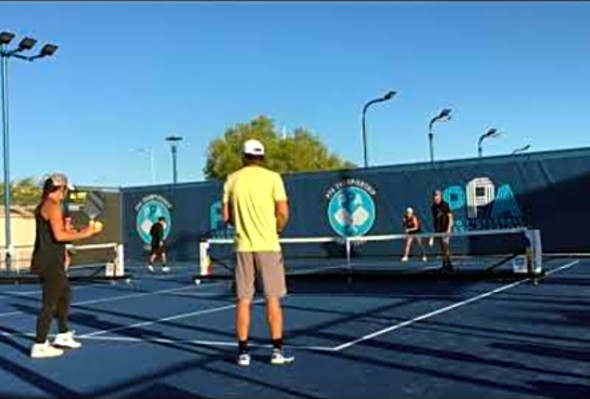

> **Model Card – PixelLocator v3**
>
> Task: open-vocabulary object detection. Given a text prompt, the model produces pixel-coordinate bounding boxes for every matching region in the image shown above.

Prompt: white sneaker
[53,331,82,349]
[401,256,409,262]
[31,341,64,359]
[162,266,170,273]
[147,264,155,273]
[270,349,295,365]
[237,352,251,366]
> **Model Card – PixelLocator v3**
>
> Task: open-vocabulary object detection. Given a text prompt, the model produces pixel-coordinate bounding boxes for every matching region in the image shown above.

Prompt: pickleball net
[0,242,130,283]
[197,228,543,282]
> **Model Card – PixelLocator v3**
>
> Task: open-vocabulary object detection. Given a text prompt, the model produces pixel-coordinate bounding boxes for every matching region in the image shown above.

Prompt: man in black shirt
[430,190,454,272]
[148,217,169,273]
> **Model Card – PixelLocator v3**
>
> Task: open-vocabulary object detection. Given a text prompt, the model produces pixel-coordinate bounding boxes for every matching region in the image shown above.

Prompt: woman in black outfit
[30,173,102,359]
[401,207,428,263]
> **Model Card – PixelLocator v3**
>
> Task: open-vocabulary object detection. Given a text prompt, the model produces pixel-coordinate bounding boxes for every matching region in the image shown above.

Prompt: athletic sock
[238,340,249,354]
[272,338,283,351]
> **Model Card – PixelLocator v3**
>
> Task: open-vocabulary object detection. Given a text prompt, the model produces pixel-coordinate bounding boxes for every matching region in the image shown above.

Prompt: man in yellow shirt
[223,139,293,367]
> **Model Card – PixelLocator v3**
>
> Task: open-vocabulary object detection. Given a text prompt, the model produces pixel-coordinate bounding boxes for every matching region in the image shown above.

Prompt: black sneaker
[438,264,454,274]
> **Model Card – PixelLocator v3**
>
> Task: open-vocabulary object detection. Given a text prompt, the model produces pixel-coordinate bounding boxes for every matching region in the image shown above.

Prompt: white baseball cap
[47,172,75,190]
[242,139,265,156]
[406,207,414,214]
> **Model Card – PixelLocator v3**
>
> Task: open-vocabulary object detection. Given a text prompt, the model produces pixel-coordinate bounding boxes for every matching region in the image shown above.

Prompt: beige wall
[0,214,35,271]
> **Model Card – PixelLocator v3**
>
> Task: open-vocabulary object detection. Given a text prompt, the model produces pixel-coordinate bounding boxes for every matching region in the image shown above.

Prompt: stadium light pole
[478,128,502,158]
[512,144,531,155]
[361,90,396,168]
[165,136,183,184]
[428,108,452,164]
[1,32,58,272]
[130,148,156,184]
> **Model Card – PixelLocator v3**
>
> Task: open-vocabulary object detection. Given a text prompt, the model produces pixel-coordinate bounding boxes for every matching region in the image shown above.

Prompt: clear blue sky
[1,2,589,187]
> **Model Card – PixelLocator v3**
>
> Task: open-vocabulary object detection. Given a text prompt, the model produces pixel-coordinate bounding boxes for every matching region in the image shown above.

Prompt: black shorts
[150,245,166,256]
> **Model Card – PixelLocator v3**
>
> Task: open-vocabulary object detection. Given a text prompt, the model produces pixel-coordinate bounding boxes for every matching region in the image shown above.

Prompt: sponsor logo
[326,179,377,237]
[443,177,524,231]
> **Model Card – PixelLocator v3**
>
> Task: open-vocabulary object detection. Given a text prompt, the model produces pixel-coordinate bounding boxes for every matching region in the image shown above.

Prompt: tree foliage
[204,116,355,180]
[0,177,43,207]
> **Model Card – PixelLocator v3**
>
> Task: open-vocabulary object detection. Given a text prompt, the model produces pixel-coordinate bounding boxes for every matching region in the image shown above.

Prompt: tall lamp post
[1,32,58,272]
[361,90,396,168]
[512,144,531,155]
[165,136,183,184]
[478,128,502,158]
[428,108,452,164]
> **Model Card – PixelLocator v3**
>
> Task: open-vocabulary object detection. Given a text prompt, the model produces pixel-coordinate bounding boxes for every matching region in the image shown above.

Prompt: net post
[15,248,20,277]
[116,244,125,277]
[199,240,211,277]
[523,229,543,280]
[346,237,353,282]
[531,229,543,275]
[345,238,351,265]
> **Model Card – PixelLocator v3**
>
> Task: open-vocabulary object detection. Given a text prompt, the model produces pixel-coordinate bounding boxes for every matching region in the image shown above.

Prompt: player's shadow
[0,331,82,397]
[491,342,590,362]
[0,361,82,398]
[527,381,590,399]
[9,303,172,342]
[493,309,590,330]
[121,382,209,398]
[285,273,500,296]
[0,324,31,356]
[531,275,590,288]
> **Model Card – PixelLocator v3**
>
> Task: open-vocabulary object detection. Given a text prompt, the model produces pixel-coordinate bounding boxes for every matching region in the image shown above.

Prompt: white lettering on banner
[466,177,495,219]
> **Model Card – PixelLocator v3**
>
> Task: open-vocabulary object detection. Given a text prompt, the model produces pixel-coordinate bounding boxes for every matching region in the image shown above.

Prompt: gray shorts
[234,251,287,300]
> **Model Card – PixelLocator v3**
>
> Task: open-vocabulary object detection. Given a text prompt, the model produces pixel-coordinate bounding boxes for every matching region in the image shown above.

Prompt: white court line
[17,260,578,352]
[0,275,140,300]
[0,331,333,351]
[164,292,233,298]
[79,298,266,338]
[0,282,225,319]
[0,331,35,338]
[79,335,335,351]
[0,283,103,298]
[331,260,580,351]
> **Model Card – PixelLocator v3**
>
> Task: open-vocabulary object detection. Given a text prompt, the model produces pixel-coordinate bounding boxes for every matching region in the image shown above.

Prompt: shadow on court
[0,258,587,398]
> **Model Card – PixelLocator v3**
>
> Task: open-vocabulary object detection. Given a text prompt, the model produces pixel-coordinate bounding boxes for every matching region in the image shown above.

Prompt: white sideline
[79,298,266,338]
[0,282,225,319]
[79,335,334,351]
[332,260,580,351]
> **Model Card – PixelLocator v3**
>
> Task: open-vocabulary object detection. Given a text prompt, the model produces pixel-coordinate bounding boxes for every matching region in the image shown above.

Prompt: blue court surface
[0,257,588,398]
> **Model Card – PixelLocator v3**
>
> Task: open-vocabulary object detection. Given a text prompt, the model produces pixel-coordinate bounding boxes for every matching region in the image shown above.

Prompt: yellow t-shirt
[223,165,287,252]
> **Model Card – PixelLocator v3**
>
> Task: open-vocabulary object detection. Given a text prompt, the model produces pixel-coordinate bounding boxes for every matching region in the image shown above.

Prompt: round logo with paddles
[326,179,376,237]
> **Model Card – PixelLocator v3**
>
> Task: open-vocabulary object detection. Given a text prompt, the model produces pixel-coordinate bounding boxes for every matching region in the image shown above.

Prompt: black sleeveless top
[30,204,66,274]
[403,215,421,232]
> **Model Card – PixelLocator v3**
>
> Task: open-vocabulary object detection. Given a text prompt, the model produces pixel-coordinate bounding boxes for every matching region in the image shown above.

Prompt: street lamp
[130,148,156,184]
[165,136,183,184]
[512,144,531,155]
[428,108,452,164]
[1,32,58,272]
[361,90,396,168]
[478,128,502,158]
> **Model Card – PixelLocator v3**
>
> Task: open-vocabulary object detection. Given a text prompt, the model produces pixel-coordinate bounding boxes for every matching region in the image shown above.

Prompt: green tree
[0,177,43,207]
[204,116,355,180]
